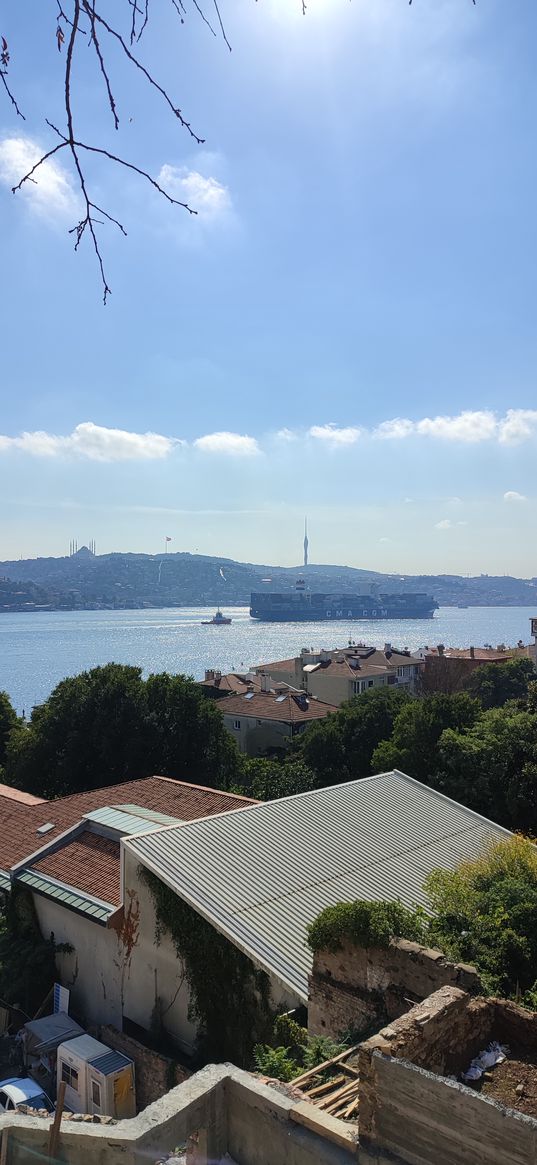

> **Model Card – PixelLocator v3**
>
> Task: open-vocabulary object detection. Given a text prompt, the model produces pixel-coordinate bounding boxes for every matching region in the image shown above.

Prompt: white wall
[32,895,123,1028]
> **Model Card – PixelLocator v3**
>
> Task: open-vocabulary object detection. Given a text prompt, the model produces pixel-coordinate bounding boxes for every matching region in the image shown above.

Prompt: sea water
[0,605,535,714]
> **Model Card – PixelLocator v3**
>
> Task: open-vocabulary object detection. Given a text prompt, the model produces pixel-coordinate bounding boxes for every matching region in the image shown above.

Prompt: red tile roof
[0,776,256,874]
[32,831,121,906]
[0,783,46,805]
[219,691,338,723]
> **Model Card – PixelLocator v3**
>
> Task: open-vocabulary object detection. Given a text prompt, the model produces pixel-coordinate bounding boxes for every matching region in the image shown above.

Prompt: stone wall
[358,987,537,1165]
[358,1053,537,1165]
[99,1025,190,1111]
[308,937,480,1039]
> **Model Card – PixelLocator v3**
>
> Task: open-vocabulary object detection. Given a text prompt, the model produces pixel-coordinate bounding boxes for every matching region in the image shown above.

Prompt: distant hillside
[0,548,536,612]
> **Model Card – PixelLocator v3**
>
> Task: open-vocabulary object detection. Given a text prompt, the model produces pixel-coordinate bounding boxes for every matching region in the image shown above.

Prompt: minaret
[303,517,309,568]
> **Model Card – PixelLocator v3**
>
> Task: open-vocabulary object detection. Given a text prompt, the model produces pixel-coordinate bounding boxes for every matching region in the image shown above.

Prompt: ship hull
[250,591,438,622]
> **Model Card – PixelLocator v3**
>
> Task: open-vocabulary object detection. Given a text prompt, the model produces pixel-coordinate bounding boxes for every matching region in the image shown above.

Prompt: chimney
[384,643,392,653]
[260,673,271,693]
[205,669,215,681]
[437,644,445,657]
[470,646,475,659]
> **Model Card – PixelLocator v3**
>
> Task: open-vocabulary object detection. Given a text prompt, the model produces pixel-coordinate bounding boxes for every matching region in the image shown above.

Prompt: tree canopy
[464,657,536,709]
[426,836,537,1002]
[294,686,411,787]
[0,690,19,772]
[4,663,240,798]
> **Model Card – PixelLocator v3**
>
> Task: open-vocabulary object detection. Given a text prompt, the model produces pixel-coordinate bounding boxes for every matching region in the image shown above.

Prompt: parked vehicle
[57,1034,135,1119]
[0,1077,54,1114]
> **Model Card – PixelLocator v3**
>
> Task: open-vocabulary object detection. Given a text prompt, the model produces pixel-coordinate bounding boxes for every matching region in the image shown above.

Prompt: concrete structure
[3,993,537,1165]
[308,936,480,1039]
[256,644,424,706]
[358,986,537,1165]
[219,685,337,756]
[0,1064,357,1165]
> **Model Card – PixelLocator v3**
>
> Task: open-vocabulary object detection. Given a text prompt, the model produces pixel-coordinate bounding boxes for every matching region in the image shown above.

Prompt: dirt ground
[480,1046,537,1118]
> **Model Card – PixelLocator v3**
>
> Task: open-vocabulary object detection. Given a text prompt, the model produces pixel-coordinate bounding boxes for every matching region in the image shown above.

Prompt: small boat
[201,609,232,626]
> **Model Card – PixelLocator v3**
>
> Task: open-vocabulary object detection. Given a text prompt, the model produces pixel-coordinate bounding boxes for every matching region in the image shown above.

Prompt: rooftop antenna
[303,516,309,568]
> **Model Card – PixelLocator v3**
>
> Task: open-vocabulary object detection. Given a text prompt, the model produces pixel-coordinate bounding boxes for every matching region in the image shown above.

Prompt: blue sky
[1,0,536,574]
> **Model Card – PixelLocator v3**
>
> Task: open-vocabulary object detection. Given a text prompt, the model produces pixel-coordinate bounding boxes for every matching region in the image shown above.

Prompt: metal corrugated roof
[89,1049,132,1075]
[17,869,115,924]
[0,869,10,891]
[111,804,185,826]
[124,771,511,1002]
[84,806,170,836]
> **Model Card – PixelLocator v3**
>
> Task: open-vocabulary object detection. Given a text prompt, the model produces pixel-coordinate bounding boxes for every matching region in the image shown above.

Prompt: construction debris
[290,1047,359,1123]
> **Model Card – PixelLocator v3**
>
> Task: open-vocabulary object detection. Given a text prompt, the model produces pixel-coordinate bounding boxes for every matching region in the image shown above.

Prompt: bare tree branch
[1,34,25,118]
[1,1,476,300]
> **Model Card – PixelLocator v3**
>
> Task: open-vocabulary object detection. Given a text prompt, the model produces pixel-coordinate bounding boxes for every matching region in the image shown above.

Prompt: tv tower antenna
[303,517,309,568]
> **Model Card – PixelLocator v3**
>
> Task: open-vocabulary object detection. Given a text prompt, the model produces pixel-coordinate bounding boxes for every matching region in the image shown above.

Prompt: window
[92,1080,101,1109]
[397,666,407,678]
[0,1091,10,1111]
[61,1063,79,1090]
[368,680,374,687]
[233,719,241,729]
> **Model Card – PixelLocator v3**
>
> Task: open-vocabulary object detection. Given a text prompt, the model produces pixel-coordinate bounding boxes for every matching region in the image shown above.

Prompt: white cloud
[276,428,297,442]
[193,431,260,457]
[504,490,527,503]
[435,518,468,530]
[0,136,78,220]
[374,409,537,445]
[499,410,537,445]
[309,424,361,447]
[158,164,231,219]
[0,422,177,461]
[375,418,415,440]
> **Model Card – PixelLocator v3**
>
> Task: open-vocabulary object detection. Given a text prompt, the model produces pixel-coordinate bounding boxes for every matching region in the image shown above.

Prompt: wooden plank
[318,1081,357,1111]
[291,1045,360,1086]
[290,1101,358,1153]
[307,1075,346,1099]
[47,1081,66,1161]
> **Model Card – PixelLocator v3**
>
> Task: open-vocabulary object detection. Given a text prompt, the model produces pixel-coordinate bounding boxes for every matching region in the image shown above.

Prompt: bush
[307,898,427,953]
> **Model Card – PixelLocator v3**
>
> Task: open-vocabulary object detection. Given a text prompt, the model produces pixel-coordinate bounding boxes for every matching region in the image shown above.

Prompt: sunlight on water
[0,606,535,714]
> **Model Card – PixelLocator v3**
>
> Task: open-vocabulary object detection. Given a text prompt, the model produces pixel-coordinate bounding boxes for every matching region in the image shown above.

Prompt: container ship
[250,580,438,622]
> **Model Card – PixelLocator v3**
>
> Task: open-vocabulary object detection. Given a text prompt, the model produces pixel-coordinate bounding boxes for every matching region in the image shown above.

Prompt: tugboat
[201,609,232,626]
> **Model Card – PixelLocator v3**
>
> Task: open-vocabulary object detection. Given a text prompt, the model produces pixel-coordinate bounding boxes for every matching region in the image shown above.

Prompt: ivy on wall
[0,886,72,1016]
[307,898,427,954]
[142,870,274,1068]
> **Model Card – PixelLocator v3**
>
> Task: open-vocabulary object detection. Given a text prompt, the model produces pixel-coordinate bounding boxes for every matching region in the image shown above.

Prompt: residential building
[256,643,424,706]
[417,641,537,693]
[219,682,337,755]
[121,771,508,1050]
[0,771,510,1063]
[199,669,261,700]
[0,777,256,1040]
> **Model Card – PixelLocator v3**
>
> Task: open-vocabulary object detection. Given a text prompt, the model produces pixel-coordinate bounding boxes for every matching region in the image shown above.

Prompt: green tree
[4,663,241,798]
[295,686,412,787]
[464,657,535,710]
[234,757,318,800]
[426,836,537,1000]
[435,706,537,831]
[0,690,19,771]
[371,692,479,784]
